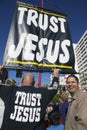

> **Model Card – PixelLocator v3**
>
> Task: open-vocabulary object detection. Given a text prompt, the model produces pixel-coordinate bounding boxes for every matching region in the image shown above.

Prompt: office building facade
[75,30,87,90]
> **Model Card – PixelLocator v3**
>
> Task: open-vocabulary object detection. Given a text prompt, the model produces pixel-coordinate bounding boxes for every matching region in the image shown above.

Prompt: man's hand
[52,69,59,77]
[0,65,3,74]
[48,69,59,90]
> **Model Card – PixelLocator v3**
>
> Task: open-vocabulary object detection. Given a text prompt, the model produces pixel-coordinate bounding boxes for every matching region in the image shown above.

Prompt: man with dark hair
[65,74,87,130]
[46,111,64,130]
[66,74,79,84]
[0,65,59,130]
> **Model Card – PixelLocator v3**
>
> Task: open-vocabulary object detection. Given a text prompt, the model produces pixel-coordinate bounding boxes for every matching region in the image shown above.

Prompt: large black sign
[3,2,76,73]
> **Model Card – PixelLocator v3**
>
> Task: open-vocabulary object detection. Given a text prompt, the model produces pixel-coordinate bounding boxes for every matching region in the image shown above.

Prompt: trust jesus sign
[3,1,76,73]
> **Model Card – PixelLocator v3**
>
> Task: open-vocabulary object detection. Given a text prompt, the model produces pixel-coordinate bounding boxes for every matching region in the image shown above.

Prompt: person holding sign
[0,65,59,130]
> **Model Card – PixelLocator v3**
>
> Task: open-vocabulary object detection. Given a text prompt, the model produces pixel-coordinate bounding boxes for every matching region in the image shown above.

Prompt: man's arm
[0,65,12,102]
[0,65,3,73]
[48,69,59,90]
[0,65,8,84]
[45,69,59,107]
[0,65,3,84]
[76,93,87,130]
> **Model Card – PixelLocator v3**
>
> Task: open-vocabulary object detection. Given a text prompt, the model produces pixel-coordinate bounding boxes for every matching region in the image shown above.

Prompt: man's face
[66,77,79,94]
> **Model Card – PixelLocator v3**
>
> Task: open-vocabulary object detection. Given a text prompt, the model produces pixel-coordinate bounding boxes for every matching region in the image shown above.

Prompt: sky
[0,0,87,85]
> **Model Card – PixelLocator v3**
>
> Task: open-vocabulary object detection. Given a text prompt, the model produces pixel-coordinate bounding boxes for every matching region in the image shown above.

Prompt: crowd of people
[46,91,69,125]
[0,65,87,130]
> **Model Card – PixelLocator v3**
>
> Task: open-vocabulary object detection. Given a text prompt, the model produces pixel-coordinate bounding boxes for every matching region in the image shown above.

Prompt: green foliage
[51,93,61,104]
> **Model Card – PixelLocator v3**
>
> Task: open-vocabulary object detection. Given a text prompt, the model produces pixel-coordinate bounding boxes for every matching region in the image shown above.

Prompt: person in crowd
[0,66,8,84]
[65,74,87,130]
[46,91,69,124]
[45,102,54,128]
[46,111,64,130]
[0,65,59,130]
[58,91,69,124]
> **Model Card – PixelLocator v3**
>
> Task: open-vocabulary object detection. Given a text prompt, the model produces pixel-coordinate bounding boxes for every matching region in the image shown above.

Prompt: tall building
[75,30,87,90]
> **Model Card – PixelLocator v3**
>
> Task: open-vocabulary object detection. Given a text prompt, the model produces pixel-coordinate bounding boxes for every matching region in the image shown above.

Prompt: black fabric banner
[3,2,76,73]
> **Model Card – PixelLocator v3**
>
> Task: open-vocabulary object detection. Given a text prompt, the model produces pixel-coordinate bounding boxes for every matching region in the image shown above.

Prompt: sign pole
[37,0,44,88]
